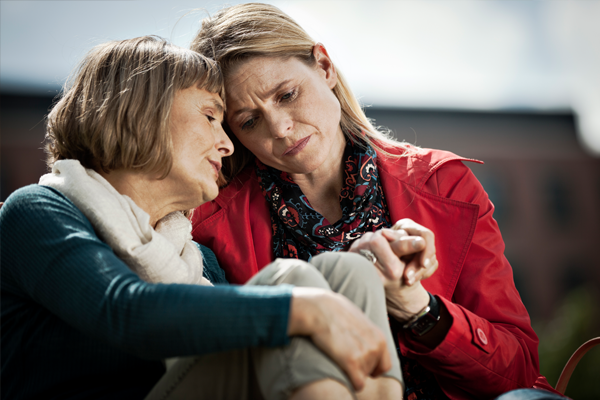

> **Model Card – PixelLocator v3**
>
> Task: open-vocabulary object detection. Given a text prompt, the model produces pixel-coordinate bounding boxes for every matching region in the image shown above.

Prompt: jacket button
[477,328,488,345]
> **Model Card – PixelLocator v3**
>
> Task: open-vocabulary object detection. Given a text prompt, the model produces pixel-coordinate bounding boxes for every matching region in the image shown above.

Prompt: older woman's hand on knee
[287,287,391,391]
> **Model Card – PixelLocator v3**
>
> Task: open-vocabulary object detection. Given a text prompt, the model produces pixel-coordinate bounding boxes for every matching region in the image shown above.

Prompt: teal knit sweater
[1,185,292,399]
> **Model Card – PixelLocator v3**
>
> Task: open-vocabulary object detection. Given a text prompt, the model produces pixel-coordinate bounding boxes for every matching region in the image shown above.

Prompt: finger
[346,362,366,391]
[393,219,433,241]
[393,220,434,246]
[366,232,406,281]
[403,264,419,286]
[393,219,436,266]
[405,255,439,285]
[380,228,408,242]
[371,341,392,377]
[392,218,416,231]
[386,235,426,258]
[420,256,439,280]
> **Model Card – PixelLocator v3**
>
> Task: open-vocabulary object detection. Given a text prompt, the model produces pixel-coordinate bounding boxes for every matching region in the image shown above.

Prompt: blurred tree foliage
[534,286,600,400]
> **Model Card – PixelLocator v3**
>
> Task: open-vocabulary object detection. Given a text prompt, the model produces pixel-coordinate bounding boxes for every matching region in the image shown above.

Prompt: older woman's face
[224,48,344,175]
[167,87,233,205]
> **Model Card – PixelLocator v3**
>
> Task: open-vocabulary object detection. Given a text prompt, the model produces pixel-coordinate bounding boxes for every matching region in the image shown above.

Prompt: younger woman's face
[224,47,345,176]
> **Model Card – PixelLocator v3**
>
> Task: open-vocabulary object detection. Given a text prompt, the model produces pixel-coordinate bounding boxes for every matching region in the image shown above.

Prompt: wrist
[287,287,329,337]
[403,292,441,336]
[386,285,430,323]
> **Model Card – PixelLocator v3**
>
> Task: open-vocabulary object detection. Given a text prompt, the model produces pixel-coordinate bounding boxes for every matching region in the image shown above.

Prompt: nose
[265,109,293,139]
[215,124,234,156]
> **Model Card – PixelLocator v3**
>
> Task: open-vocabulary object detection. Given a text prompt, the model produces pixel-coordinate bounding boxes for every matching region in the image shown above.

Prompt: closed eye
[280,89,297,102]
[241,116,256,130]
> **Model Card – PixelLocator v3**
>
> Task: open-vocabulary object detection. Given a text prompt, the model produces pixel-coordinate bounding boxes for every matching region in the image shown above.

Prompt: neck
[289,130,346,223]
[99,169,181,227]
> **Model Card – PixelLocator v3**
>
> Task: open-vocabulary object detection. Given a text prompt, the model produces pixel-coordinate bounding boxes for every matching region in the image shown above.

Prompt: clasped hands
[349,219,439,323]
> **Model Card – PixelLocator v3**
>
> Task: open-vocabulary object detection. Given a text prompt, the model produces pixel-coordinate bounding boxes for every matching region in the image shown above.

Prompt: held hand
[348,229,410,288]
[348,220,438,322]
[390,219,438,286]
[348,229,421,288]
[288,287,391,391]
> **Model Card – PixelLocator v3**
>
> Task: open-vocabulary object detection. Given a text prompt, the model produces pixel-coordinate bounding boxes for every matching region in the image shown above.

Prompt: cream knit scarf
[39,160,210,286]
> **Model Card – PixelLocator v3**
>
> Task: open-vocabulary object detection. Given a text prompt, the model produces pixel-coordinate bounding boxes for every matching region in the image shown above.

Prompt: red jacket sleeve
[397,160,553,399]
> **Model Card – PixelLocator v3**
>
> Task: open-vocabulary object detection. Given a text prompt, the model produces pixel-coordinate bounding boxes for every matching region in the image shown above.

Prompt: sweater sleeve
[398,161,544,399]
[0,185,292,360]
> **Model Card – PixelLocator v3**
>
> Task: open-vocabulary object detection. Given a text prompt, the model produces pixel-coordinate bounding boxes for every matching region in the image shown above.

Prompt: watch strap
[403,292,441,336]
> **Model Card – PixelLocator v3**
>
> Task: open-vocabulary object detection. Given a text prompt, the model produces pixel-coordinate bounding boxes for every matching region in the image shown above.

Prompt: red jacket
[192,144,558,399]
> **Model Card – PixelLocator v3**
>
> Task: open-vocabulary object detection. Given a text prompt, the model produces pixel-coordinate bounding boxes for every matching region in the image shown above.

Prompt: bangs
[173,48,225,103]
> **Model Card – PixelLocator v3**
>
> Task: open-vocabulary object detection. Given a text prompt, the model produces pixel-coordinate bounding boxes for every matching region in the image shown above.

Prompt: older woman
[190,4,565,399]
[0,36,403,400]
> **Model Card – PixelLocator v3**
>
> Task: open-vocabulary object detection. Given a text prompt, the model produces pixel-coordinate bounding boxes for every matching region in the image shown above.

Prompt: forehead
[225,56,311,96]
[173,87,224,112]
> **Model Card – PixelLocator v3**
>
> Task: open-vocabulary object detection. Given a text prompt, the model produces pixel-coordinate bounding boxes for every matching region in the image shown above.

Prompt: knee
[276,259,322,285]
[253,258,329,288]
[312,252,382,288]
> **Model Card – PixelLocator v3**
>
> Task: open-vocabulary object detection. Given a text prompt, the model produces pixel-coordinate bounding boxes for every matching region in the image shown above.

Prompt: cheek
[303,88,341,134]
[190,131,216,157]
[235,131,272,159]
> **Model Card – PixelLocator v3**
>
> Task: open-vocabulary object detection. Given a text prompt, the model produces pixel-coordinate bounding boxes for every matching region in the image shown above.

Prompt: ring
[359,249,377,265]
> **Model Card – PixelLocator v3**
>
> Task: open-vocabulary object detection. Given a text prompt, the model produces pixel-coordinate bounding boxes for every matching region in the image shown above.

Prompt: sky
[2,0,599,155]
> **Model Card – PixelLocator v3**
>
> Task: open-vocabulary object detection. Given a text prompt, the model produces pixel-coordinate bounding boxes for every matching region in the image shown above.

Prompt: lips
[209,160,222,178]
[283,135,311,156]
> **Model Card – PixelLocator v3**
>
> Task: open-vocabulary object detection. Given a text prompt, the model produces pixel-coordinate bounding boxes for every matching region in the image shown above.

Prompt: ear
[312,43,337,90]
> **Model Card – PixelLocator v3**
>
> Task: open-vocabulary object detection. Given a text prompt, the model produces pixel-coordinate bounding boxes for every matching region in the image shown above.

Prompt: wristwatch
[402,292,441,336]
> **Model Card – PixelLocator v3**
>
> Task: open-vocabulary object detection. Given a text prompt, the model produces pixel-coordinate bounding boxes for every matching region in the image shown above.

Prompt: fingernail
[424,258,432,268]
[413,238,423,249]
[406,269,415,285]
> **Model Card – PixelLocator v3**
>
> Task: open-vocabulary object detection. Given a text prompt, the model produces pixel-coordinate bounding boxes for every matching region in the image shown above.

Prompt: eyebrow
[209,99,224,114]
[230,79,293,120]
[265,79,293,98]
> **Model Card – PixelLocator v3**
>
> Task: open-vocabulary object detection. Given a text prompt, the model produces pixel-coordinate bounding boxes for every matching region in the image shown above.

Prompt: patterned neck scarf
[255,138,391,260]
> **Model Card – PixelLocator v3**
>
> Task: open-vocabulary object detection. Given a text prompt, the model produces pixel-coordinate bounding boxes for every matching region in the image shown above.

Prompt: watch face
[405,293,441,336]
[410,311,440,336]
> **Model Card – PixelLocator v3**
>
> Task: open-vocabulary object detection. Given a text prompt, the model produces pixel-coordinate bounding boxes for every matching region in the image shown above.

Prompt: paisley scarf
[255,138,391,260]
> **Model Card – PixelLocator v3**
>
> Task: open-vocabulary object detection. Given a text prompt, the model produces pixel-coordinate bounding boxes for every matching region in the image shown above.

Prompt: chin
[202,187,220,204]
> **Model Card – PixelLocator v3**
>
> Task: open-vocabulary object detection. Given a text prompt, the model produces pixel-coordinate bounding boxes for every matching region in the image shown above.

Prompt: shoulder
[376,143,482,191]
[1,185,101,284]
[4,184,66,202]
[1,184,78,218]
[1,184,95,242]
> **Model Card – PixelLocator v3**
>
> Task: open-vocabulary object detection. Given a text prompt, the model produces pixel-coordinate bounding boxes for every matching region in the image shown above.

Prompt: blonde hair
[46,35,224,178]
[191,3,407,184]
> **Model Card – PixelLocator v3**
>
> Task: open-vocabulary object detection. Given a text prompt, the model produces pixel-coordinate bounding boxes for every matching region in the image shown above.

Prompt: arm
[1,185,292,359]
[399,161,541,398]
[2,185,391,390]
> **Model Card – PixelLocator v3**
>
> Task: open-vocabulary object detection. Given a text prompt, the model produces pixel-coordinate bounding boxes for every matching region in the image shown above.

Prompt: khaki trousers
[145,252,402,400]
